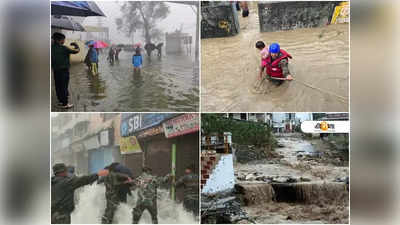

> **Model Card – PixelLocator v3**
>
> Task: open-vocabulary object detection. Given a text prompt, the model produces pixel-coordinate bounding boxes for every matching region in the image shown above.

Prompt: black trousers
[242,9,249,17]
[53,68,70,105]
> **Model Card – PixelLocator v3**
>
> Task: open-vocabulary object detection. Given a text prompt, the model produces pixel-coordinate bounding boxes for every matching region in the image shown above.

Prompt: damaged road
[203,133,349,224]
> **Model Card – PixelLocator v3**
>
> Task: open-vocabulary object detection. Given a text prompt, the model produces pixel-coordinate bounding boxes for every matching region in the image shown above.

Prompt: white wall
[202,154,235,194]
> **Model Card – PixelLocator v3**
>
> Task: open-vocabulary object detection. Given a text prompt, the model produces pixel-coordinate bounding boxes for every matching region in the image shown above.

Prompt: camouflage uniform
[176,173,199,216]
[101,172,130,224]
[132,172,169,224]
[51,169,98,224]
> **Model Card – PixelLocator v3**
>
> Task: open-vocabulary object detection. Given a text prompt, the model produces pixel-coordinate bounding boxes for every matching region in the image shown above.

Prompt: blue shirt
[133,55,142,67]
[88,48,98,63]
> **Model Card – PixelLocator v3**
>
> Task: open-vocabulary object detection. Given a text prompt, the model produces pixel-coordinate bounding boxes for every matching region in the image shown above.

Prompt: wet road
[201,3,349,112]
[52,51,199,112]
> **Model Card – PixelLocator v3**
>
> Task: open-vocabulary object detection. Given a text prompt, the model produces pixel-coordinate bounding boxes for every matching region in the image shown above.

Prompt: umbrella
[87,1,106,17]
[51,1,105,17]
[51,15,85,31]
[134,43,141,47]
[93,41,109,49]
[85,40,95,46]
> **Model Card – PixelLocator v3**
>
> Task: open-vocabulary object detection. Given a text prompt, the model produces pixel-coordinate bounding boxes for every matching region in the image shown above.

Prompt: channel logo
[315,121,334,131]
[301,121,349,133]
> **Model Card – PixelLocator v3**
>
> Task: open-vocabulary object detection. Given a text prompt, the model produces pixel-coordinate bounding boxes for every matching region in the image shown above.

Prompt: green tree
[116,1,170,44]
[201,114,276,148]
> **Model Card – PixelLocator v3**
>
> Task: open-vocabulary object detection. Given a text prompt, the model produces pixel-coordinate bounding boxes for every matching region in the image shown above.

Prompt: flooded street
[201,3,349,112]
[52,51,199,112]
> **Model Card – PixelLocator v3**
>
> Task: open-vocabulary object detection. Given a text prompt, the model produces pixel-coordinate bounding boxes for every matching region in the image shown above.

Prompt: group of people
[51,162,199,224]
[107,46,122,64]
[84,45,123,75]
[255,41,294,85]
[51,31,148,109]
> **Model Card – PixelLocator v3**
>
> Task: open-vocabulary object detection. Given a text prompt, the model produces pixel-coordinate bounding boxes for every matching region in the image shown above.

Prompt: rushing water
[52,51,199,112]
[71,184,198,224]
[201,3,349,112]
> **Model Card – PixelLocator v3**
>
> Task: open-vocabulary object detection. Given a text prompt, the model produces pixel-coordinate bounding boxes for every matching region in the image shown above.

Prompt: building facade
[51,113,121,175]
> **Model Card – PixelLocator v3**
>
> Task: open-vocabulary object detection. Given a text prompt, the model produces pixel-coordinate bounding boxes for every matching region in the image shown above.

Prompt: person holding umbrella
[51,32,79,109]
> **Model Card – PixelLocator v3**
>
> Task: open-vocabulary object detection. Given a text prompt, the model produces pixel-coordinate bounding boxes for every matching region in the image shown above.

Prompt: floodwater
[51,51,199,112]
[235,135,349,224]
[235,136,349,184]
[71,184,198,224]
[276,137,316,164]
[201,3,349,112]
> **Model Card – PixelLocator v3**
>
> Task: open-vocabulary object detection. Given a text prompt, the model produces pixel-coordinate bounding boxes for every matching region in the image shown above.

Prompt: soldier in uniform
[132,167,170,224]
[101,163,133,224]
[176,165,199,216]
[51,163,109,224]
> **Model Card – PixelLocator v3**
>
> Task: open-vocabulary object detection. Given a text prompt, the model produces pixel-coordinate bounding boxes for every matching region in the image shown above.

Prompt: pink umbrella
[93,40,109,48]
[134,43,141,48]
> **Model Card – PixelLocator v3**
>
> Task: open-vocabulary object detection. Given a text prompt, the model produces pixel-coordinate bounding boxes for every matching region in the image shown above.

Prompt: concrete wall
[202,154,235,194]
[201,3,240,38]
[258,1,337,32]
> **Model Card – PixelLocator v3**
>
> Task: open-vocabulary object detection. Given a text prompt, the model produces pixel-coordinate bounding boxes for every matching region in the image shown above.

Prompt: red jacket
[265,49,292,78]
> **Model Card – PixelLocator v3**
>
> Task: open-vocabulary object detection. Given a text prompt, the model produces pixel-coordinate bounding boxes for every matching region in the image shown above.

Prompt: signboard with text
[120,136,142,154]
[163,114,199,138]
[137,125,164,138]
[120,113,176,137]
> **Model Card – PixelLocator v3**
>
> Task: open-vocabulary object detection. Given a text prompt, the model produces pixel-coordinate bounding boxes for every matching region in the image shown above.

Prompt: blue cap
[269,43,280,54]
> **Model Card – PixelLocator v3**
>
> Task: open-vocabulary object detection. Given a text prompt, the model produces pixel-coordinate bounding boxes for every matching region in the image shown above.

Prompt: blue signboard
[120,113,176,137]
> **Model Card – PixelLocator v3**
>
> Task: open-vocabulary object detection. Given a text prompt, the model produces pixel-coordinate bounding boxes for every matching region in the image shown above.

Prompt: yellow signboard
[331,2,350,24]
[120,136,142,154]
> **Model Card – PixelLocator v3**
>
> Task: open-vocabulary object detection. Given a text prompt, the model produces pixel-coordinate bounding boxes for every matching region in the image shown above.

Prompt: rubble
[234,144,282,164]
[236,170,314,184]
[201,193,255,224]
[210,134,349,224]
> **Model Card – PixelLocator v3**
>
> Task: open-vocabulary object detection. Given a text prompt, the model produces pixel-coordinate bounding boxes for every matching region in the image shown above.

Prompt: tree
[116,1,170,44]
[201,114,276,148]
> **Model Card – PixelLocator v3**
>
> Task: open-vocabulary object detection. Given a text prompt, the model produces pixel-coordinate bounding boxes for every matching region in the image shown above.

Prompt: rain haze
[82,1,197,47]
[51,1,199,112]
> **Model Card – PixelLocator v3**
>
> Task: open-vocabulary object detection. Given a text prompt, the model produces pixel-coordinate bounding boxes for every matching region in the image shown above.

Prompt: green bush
[201,114,275,148]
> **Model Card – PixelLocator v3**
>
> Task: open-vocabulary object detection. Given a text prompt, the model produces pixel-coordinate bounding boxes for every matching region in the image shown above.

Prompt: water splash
[71,183,198,224]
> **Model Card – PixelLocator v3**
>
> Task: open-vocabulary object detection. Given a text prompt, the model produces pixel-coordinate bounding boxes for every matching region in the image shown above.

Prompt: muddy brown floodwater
[201,3,349,112]
[235,134,349,224]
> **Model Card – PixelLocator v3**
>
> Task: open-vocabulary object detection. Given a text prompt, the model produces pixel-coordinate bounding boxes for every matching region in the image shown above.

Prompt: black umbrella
[51,16,85,31]
[51,1,105,17]
[87,1,106,17]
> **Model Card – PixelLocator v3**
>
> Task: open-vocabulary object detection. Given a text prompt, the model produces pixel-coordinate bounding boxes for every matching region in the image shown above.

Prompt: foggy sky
[81,1,197,44]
